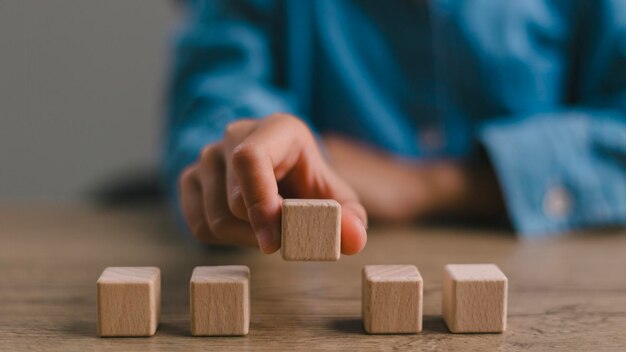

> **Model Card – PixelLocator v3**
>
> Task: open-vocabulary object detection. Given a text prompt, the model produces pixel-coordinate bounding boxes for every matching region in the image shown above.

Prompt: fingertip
[254,225,282,254]
[260,243,280,255]
[345,201,368,228]
[260,239,281,254]
[340,211,367,255]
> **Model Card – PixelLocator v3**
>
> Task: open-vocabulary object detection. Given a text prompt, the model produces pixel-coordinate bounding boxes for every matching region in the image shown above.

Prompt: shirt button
[543,186,572,219]
[418,126,444,151]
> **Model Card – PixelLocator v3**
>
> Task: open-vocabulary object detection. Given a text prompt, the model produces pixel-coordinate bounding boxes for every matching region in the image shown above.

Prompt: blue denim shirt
[165,0,626,236]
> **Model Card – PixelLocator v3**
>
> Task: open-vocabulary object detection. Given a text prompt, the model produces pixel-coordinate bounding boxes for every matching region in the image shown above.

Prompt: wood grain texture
[362,265,423,334]
[190,266,250,336]
[442,264,507,333]
[2,204,626,351]
[281,199,341,261]
[96,267,160,337]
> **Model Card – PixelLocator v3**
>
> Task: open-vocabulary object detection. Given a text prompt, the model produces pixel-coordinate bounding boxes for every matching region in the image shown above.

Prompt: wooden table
[1,205,625,351]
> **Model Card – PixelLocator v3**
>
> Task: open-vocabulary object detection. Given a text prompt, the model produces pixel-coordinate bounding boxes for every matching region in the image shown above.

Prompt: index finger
[226,115,315,253]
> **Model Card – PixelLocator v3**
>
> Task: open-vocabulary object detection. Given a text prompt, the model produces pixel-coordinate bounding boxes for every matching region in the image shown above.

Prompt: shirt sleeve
[478,0,626,236]
[163,0,297,201]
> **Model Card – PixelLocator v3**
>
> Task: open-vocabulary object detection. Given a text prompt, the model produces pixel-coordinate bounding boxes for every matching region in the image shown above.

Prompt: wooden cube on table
[442,264,508,333]
[97,267,161,337]
[190,266,250,336]
[362,265,423,334]
[281,199,341,261]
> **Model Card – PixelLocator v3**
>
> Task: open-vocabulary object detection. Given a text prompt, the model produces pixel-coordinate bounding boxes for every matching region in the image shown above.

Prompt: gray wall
[0,1,178,201]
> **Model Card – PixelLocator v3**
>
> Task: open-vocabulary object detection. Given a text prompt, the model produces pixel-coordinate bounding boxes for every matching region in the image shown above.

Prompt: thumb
[305,165,368,255]
[339,200,368,255]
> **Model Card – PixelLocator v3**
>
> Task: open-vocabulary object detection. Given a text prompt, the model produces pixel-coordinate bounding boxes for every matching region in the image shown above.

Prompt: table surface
[1,204,625,351]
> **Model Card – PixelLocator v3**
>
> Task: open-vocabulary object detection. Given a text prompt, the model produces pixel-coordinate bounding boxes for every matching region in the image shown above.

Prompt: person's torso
[282,0,575,159]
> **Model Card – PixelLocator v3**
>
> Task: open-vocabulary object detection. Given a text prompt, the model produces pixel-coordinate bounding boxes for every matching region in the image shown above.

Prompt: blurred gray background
[0,1,177,202]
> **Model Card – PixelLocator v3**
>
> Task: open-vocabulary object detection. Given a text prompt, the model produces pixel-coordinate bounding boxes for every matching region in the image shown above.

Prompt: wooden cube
[190,266,250,336]
[97,267,161,337]
[281,199,341,261]
[362,265,423,334]
[442,264,508,333]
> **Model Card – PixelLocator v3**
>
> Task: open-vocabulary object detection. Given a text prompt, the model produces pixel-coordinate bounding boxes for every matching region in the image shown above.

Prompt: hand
[323,135,505,222]
[179,114,368,254]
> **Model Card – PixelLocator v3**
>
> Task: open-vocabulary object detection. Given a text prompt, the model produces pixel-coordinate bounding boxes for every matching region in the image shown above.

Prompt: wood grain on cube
[190,266,250,336]
[362,265,423,334]
[281,199,341,261]
[442,264,508,333]
[97,267,161,337]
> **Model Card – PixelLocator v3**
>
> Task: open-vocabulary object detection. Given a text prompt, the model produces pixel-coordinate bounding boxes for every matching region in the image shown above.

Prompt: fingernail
[255,229,275,253]
[358,219,368,250]
[358,219,368,235]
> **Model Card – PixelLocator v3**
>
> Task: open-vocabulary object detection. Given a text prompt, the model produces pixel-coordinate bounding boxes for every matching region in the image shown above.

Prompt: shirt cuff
[479,111,626,237]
